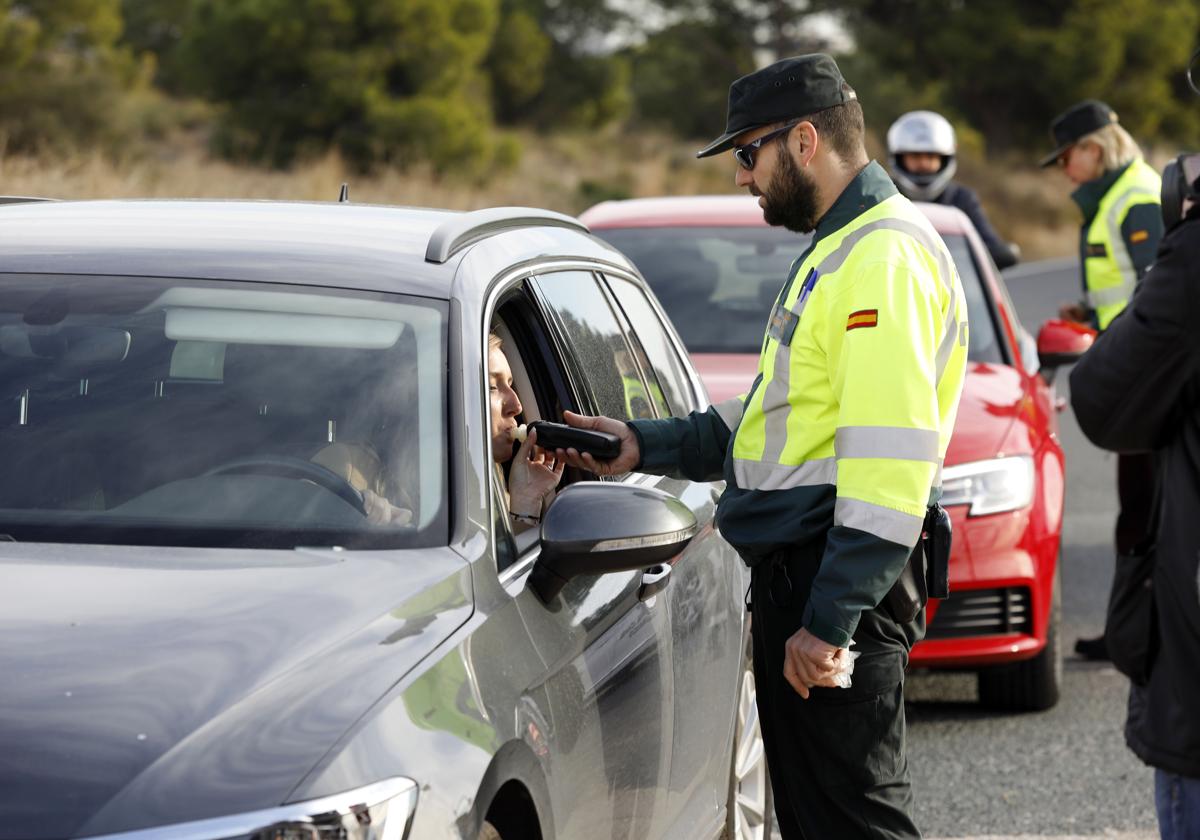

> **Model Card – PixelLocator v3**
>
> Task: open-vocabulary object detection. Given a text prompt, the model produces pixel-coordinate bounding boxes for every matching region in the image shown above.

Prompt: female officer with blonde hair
[1042,99,1163,329]
[1041,99,1163,661]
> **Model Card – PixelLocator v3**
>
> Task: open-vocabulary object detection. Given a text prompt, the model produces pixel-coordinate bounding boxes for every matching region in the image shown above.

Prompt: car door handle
[638,564,672,602]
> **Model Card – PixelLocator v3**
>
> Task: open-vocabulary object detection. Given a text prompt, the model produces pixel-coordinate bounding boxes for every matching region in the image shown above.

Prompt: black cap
[1039,99,1119,167]
[696,54,857,159]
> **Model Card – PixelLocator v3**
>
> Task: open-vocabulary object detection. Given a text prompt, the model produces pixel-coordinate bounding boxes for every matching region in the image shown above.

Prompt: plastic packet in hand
[830,641,860,689]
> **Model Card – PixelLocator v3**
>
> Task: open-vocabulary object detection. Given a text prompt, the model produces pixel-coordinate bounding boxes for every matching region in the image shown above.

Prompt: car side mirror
[1036,319,1095,382]
[527,482,697,604]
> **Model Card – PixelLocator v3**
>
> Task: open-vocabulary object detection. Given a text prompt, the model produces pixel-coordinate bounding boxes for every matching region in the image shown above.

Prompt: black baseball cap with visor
[696,54,858,162]
[1039,99,1119,168]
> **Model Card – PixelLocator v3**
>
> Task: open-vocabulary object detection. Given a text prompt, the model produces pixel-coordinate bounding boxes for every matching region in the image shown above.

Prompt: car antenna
[338,183,349,203]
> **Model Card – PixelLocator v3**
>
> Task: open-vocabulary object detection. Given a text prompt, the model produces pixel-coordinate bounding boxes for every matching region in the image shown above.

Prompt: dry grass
[1,129,1082,260]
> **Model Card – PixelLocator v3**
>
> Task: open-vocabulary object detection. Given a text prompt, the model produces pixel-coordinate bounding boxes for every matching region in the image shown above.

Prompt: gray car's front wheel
[724,639,774,840]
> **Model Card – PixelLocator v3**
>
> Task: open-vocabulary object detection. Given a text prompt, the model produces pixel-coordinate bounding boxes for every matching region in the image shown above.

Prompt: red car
[582,195,1092,711]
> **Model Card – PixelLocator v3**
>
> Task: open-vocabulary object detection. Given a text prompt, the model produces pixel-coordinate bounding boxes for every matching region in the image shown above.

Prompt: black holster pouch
[923,504,952,599]
[883,504,952,622]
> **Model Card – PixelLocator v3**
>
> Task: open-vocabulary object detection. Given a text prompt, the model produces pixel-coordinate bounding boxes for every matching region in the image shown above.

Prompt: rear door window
[603,274,696,417]
[531,271,659,421]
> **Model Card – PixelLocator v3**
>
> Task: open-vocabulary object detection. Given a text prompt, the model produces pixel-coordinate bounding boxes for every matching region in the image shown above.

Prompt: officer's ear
[788,121,819,169]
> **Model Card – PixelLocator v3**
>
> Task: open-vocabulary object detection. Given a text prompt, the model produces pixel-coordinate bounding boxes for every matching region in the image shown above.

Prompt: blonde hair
[488,332,503,352]
[1079,121,1142,172]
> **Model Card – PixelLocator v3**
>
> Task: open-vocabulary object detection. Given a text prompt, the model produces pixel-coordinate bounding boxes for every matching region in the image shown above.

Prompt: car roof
[580,193,971,235]
[0,200,604,299]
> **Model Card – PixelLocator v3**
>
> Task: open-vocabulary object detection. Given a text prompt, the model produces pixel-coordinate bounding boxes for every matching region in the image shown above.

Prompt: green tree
[174,0,503,171]
[501,0,632,128]
[629,20,756,138]
[834,0,1200,153]
[486,3,552,123]
[0,0,148,155]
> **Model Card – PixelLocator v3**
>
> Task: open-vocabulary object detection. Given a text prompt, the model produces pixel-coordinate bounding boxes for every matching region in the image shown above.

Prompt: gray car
[0,200,769,840]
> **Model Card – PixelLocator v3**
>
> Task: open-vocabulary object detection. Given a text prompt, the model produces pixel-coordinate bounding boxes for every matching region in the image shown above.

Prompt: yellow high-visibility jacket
[631,162,968,646]
[1072,158,1162,330]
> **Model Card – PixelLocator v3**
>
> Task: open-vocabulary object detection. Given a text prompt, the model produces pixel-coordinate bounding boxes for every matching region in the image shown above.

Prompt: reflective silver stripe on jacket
[712,396,745,432]
[1086,280,1137,309]
[1101,187,1158,298]
[835,425,940,462]
[757,214,959,469]
[733,456,837,491]
[835,497,924,547]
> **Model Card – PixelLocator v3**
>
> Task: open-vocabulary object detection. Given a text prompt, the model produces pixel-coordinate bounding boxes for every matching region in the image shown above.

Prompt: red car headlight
[940,455,1034,516]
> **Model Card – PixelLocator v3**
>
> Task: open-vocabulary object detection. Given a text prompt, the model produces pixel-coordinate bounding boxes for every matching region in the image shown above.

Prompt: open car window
[0,274,448,549]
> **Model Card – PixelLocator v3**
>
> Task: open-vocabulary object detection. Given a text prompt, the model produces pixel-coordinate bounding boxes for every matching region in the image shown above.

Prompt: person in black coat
[887,110,1020,270]
[1070,199,1200,839]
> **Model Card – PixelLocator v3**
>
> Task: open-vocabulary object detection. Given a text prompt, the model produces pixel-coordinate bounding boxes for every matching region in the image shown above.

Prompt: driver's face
[488,345,522,463]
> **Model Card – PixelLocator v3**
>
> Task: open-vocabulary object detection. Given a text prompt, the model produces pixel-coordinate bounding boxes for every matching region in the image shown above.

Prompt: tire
[978,562,1063,712]
[477,820,502,840]
[723,637,775,840]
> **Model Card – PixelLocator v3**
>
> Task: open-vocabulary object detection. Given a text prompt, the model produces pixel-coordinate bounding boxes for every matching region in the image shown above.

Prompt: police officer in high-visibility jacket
[1041,100,1163,330]
[1040,100,1163,662]
[557,54,967,839]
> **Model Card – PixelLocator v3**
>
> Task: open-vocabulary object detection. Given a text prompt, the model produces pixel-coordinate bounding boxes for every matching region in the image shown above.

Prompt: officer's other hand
[783,627,845,699]
[1058,302,1089,323]
[557,411,640,476]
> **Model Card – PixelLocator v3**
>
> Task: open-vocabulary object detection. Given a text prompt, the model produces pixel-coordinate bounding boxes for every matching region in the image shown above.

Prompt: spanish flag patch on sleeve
[846,309,879,331]
[1129,230,1149,244]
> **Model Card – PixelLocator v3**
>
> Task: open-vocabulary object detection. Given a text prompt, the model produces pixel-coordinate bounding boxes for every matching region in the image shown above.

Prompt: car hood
[694,353,1025,465]
[944,362,1027,466]
[0,541,472,839]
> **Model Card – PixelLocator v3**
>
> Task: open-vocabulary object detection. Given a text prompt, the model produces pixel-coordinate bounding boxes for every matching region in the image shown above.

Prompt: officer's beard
[762,148,821,233]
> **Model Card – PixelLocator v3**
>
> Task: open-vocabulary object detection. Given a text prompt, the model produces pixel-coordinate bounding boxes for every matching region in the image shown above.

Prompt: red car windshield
[596,226,1003,364]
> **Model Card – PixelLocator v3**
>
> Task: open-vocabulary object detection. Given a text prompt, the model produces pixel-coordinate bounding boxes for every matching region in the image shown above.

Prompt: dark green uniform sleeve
[1121,203,1164,279]
[802,527,915,647]
[627,406,734,483]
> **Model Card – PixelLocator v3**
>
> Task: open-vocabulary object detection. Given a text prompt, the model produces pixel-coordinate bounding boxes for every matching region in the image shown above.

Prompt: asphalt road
[774,257,1160,840]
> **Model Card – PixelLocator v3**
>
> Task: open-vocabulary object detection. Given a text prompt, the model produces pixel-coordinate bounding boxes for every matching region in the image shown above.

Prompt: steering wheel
[203,455,368,516]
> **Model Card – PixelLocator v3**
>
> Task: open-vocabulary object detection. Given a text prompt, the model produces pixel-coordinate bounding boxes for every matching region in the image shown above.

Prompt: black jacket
[1070,208,1200,778]
[934,183,1019,270]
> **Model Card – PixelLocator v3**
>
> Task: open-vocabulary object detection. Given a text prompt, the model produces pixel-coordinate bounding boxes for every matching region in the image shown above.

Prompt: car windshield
[596,226,1003,363]
[0,274,448,549]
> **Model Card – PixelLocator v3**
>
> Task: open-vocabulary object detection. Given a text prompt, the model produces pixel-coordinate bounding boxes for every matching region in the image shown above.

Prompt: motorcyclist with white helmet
[887,110,1019,269]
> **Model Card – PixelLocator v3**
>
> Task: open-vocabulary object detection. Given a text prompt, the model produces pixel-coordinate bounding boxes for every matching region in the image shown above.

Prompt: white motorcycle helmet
[887,110,957,201]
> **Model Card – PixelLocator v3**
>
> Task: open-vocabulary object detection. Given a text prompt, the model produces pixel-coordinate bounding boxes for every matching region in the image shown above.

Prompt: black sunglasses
[733,120,801,171]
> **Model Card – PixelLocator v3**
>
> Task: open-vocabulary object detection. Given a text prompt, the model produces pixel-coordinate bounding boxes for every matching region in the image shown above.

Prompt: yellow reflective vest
[1079,159,1162,330]
[630,162,968,646]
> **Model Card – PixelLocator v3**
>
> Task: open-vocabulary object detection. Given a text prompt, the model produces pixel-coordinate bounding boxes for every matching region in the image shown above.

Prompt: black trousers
[750,541,924,840]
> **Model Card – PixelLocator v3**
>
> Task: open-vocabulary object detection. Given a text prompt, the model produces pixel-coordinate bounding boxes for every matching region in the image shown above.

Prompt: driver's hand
[363,489,414,526]
[508,427,565,516]
[555,411,640,476]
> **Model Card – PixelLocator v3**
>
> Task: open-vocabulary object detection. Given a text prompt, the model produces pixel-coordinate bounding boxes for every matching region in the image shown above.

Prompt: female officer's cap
[1039,100,1119,168]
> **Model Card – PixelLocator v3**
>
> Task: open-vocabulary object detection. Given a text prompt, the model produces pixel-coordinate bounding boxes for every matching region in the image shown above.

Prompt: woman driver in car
[488,332,564,525]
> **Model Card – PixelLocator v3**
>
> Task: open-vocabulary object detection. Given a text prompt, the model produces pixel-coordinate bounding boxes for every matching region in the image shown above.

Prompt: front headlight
[939,455,1034,517]
[85,777,417,840]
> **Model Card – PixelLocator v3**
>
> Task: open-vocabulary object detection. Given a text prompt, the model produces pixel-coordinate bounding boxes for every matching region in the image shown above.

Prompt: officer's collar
[1071,162,1130,222]
[811,160,898,245]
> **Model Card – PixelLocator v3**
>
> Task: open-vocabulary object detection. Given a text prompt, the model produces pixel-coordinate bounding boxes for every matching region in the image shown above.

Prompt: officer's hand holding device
[514,421,622,460]
[555,411,641,476]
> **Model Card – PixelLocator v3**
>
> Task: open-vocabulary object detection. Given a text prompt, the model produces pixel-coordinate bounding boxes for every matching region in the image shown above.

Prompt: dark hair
[777,86,866,164]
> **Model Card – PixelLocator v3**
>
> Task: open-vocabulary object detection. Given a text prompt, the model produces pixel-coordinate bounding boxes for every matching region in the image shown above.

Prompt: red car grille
[927,587,1033,638]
